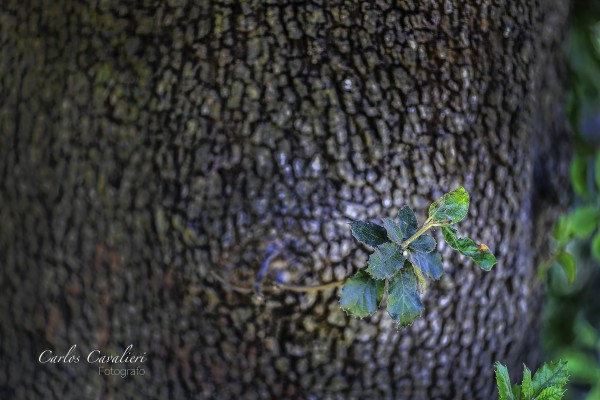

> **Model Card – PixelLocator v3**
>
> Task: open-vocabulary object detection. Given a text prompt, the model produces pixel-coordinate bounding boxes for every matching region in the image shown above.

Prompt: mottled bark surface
[0,1,569,399]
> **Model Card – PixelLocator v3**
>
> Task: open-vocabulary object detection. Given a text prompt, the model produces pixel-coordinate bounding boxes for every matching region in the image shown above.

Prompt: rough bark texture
[0,1,569,399]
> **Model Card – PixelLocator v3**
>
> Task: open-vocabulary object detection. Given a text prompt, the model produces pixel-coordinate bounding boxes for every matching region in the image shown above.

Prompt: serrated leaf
[339,270,385,318]
[532,360,569,397]
[350,221,389,247]
[535,386,565,400]
[571,155,588,198]
[592,232,600,263]
[522,365,533,398]
[408,234,437,253]
[397,205,418,238]
[428,186,470,224]
[570,206,600,238]
[556,252,576,284]
[495,362,515,400]
[387,267,424,328]
[441,226,497,270]
[407,250,444,280]
[366,242,406,280]
[382,218,403,244]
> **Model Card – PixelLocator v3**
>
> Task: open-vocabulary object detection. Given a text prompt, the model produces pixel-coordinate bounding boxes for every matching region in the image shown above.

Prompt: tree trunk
[0,1,569,399]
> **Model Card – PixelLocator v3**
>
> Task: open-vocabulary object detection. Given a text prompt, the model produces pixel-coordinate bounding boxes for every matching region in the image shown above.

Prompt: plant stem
[275,278,347,292]
[210,270,345,294]
[401,220,436,248]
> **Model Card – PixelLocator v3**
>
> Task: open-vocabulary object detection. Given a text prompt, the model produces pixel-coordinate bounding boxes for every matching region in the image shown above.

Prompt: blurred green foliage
[541,2,600,399]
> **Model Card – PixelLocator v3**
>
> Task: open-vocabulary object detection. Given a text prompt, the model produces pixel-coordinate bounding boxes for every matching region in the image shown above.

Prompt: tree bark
[0,0,569,399]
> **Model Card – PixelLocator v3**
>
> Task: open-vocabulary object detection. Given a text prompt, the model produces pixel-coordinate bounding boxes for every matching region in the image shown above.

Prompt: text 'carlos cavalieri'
[39,344,147,378]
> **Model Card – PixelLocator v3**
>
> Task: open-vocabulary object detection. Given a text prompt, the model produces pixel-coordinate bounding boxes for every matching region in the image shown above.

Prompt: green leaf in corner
[397,205,418,238]
[387,267,424,328]
[366,242,406,280]
[556,252,576,284]
[350,221,389,247]
[495,362,515,400]
[521,365,533,398]
[382,217,403,245]
[428,186,470,224]
[408,234,437,253]
[339,270,385,318]
[591,232,600,263]
[441,226,497,270]
[531,360,569,397]
[407,251,444,280]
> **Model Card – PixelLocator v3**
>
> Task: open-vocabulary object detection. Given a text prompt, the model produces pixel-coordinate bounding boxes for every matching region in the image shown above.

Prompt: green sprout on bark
[340,186,497,328]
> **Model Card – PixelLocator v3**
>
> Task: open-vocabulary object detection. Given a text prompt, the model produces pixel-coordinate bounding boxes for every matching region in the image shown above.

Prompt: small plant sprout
[340,186,497,328]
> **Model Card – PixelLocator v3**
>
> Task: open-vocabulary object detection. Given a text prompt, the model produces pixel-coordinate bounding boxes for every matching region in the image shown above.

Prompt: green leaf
[511,384,522,399]
[571,155,588,198]
[535,386,565,400]
[428,186,470,224]
[556,252,576,284]
[366,242,406,280]
[408,235,437,253]
[397,205,418,238]
[441,225,461,248]
[407,251,444,280]
[387,267,424,328]
[532,360,569,397]
[552,215,574,246]
[441,226,497,270]
[570,206,600,238]
[350,221,389,247]
[522,365,533,398]
[339,270,385,318]
[592,232,600,263]
[495,362,515,400]
[382,218,403,244]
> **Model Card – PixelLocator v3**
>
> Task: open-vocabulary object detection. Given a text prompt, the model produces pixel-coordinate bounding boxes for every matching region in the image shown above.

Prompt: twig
[210,271,346,294]
[274,278,347,292]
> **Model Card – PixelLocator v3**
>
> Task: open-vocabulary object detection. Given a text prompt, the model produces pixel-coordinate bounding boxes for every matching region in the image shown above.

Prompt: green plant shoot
[341,186,496,328]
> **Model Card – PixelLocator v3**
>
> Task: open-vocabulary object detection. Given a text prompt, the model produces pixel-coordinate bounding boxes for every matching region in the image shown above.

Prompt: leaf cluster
[341,187,496,328]
[495,360,569,400]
